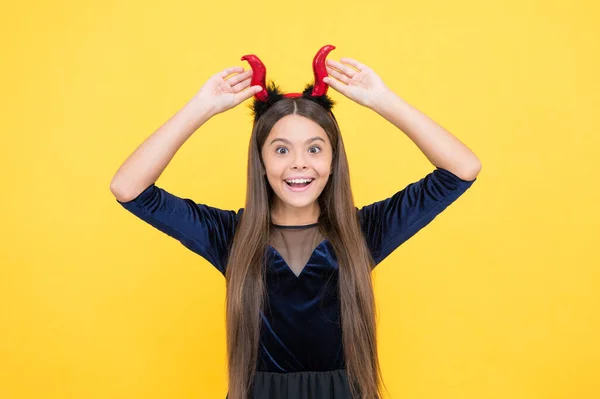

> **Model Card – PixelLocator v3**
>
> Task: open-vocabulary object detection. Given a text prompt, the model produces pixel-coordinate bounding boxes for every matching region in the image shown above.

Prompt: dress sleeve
[357,167,477,267]
[115,183,241,275]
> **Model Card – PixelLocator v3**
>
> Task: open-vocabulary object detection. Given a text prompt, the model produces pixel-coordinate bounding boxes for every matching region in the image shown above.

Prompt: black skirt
[226,369,353,398]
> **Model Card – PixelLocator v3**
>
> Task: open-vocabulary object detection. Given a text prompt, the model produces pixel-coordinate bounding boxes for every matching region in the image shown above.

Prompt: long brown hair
[224,97,387,398]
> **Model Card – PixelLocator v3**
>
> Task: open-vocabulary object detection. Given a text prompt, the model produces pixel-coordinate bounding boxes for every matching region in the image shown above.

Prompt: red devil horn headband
[241,44,336,121]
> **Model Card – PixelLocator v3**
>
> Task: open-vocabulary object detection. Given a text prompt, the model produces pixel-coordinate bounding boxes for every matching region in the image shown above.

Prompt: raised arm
[110,66,261,274]
[110,66,262,201]
[325,56,482,266]
[109,97,211,202]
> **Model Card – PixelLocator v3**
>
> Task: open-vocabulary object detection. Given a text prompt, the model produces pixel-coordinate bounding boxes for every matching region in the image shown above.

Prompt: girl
[110,45,481,399]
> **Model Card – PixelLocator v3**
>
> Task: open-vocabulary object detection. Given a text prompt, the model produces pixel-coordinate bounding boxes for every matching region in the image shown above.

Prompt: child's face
[261,114,333,213]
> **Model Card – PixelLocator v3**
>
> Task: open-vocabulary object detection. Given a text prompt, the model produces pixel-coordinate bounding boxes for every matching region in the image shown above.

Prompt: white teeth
[286,178,313,184]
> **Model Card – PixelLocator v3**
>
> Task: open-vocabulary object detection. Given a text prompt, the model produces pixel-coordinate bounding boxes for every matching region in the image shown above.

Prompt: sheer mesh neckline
[268,222,324,277]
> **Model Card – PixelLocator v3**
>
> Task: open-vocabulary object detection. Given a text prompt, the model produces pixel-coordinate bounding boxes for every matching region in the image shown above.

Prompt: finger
[326,59,356,77]
[231,77,252,93]
[326,66,351,85]
[218,66,244,79]
[340,57,368,71]
[234,85,262,105]
[226,69,252,87]
[323,76,350,98]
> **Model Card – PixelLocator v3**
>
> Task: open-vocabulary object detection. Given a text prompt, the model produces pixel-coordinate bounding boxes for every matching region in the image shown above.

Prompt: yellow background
[2,0,599,398]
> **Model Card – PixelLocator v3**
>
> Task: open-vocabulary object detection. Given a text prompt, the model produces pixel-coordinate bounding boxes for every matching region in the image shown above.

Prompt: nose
[291,163,308,170]
[291,153,308,170]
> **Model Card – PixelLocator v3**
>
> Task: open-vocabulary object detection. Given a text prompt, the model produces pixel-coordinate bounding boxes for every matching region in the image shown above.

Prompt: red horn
[241,54,269,102]
[311,45,336,96]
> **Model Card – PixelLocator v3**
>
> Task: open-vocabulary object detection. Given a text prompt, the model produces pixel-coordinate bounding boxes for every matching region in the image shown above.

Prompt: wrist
[371,89,394,110]
[371,89,402,117]
[186,96,216,123]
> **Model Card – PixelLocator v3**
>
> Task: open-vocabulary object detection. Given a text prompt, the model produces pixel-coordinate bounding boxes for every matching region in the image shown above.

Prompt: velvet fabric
[116,167,476,378]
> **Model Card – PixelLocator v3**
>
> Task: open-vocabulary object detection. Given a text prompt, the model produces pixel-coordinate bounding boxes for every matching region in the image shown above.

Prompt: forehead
[267,114,328,143]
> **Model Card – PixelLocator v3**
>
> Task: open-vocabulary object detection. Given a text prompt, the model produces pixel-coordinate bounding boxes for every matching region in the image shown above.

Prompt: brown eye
[276,147,288,155]
[309,146,321,154]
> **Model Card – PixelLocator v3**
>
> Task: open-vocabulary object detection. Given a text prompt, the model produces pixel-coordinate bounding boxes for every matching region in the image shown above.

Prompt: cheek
[262,155,278,174]
[264,161,284,179]
[317,157,333,176]
[263,163,285,188]
[264,168,279,182]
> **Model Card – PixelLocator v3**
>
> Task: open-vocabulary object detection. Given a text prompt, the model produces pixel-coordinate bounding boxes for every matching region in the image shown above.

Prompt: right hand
[192,66,262,116]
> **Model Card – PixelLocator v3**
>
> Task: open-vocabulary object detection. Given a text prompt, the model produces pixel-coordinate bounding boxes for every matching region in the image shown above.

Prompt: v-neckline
[267,239,329,278]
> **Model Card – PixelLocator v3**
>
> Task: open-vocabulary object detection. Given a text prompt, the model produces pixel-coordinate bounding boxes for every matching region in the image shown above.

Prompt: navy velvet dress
[116,167,476,398]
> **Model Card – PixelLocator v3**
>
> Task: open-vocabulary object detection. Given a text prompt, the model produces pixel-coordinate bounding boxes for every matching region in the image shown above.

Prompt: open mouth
[284,178,315,192]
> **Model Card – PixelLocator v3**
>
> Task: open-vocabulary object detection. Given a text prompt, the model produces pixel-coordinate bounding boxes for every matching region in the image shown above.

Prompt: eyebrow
[269,137,326,146]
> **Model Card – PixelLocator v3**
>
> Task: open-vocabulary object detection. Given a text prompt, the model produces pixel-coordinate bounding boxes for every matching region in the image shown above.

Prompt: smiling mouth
[284,178,315,191]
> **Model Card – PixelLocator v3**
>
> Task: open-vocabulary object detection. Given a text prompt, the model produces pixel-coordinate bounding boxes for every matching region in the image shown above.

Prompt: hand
[323,58,390,109]
[192,66,263,116]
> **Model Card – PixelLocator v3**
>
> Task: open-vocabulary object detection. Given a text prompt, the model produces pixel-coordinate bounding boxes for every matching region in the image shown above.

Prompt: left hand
[323,58,390,109]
